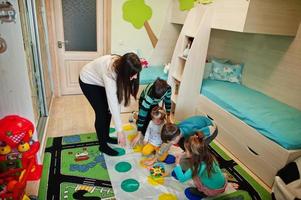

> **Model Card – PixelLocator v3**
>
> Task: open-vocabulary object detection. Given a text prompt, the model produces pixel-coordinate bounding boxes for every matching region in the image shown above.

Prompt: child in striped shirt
[131,78,172,146]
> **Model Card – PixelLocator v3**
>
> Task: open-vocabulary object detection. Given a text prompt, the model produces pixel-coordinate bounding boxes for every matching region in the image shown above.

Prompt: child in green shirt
[173,131,227,198]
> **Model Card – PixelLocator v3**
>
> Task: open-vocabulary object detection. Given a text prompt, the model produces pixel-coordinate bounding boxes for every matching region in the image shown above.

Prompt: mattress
[200,79,301,150]
[140,66,168,85]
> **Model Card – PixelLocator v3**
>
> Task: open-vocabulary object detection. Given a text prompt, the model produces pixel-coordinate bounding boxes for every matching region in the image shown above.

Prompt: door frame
[46,0,111,96]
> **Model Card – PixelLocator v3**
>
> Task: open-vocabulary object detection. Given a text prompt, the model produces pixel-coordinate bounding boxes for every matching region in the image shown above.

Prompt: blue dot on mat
[164,154,176,164]
[184,187,205,200]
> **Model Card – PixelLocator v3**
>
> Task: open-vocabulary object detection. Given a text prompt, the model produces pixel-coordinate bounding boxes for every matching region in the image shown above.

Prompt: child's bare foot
[229,182,239,190]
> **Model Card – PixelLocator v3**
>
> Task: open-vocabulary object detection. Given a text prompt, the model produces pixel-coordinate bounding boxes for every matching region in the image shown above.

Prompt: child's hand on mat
[143,157,157,166]
[131,131,142,147]
[117,132,126,147]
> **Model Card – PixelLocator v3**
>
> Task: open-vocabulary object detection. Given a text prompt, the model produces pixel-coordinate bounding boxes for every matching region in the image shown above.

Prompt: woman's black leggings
[79,78,111,145]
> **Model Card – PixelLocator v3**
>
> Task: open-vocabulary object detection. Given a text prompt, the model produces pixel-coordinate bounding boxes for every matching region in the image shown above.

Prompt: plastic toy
[75,151,89,162]
[150,163,166,178]
[0,115,42,200]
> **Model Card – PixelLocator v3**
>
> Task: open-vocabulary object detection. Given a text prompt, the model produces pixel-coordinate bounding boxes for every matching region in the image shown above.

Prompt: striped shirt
[137,82,172,131]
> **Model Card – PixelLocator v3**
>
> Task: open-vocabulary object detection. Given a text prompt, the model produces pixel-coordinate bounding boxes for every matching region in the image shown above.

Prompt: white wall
[0,0,35,123]
[111,0,171,62]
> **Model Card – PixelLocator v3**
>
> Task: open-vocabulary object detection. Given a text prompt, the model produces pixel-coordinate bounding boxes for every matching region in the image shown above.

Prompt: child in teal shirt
[173,131,227,198]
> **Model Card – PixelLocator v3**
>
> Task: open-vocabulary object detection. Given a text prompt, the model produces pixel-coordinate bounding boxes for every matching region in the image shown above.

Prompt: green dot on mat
[115,162,132,172]
[121,179,139,192]
[114,147,126,156]
[109,127,116,134]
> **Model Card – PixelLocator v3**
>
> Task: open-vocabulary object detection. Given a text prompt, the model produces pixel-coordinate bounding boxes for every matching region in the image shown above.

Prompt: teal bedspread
[140,66,168,85]
[201,79,301,150]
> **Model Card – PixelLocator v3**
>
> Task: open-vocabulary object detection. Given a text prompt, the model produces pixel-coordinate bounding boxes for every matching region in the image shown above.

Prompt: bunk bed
[168,0,301,187]
[197,77,301,187]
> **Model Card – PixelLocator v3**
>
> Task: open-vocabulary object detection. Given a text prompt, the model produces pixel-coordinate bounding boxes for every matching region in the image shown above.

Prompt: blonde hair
[151,106,166,121]
[184,131,215,177]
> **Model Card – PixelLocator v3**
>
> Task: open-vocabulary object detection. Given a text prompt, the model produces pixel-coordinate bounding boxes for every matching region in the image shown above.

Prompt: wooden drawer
[217,122,278,186]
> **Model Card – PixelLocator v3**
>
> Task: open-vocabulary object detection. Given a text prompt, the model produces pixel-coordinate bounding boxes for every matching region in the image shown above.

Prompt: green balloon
[115,162,132,172]
[113,147,126,156]
[121,179,140,192]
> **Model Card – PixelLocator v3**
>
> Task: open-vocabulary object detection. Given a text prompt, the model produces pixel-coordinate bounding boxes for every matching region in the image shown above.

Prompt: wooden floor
[46,95,137,138]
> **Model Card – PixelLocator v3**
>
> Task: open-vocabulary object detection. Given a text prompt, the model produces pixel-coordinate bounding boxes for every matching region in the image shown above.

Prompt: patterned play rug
[38,126,271,200]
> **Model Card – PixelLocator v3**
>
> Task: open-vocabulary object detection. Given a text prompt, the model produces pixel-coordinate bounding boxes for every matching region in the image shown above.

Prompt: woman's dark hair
[113,53,142,106]
[184,132,215,177]
[151,78,170,99]
[161,123,180,143]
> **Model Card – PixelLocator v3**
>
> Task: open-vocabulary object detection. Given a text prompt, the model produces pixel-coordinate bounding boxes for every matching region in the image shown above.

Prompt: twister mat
[38,124,271,200]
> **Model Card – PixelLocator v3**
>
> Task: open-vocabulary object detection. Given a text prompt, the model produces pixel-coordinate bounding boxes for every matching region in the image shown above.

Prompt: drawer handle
[247,146,259,156]
[207,114,213,120]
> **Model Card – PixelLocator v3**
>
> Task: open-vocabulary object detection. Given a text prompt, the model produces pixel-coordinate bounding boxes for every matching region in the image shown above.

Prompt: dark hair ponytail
[114,53,142,106]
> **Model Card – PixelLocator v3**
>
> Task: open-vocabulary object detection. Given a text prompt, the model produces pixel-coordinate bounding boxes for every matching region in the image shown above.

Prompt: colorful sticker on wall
[0,36,7,54]
[122,0,158,48]
[178,0,195,10]
[178,0,213,11]
[0,1,16,23]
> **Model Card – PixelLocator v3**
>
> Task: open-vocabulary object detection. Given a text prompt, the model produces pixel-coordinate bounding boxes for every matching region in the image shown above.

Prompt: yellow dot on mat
[133,145,143,153]
[147,176,164,186]
[158,193,178,200]
[123,124,134,131]
[127,133,137,142]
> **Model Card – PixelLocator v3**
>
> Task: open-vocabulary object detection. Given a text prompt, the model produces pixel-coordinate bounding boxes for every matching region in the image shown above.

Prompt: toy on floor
[0,115,42,200]
[75,150,89,162]
[128,111,138,123]
[150,163,166,178]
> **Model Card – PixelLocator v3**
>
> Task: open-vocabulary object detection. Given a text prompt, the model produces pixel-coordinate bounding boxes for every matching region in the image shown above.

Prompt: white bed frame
[196,95,301,187]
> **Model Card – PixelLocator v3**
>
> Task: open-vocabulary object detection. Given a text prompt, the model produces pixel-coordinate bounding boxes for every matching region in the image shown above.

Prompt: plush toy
[0,115,42,200]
